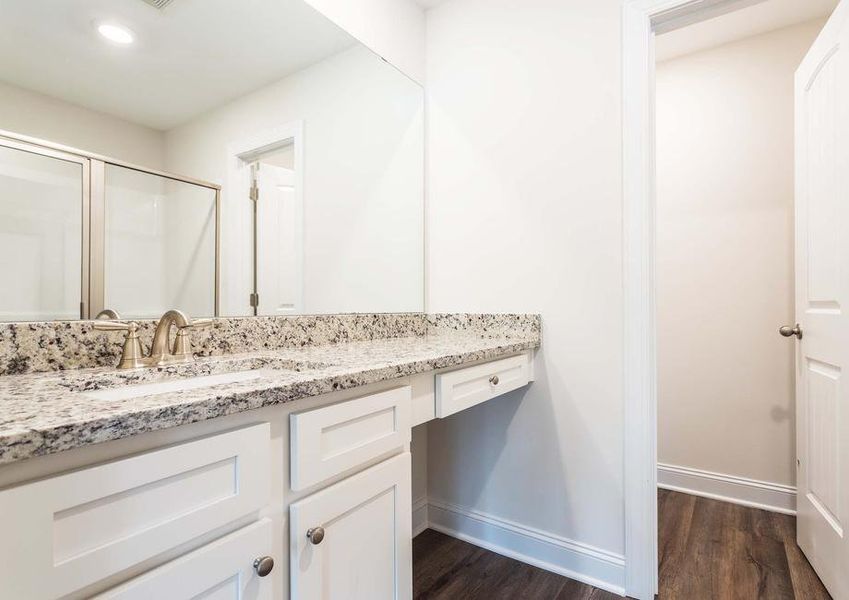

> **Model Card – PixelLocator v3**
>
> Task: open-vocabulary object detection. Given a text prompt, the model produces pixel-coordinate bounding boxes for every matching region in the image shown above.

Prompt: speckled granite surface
[0,314,428,376]
[427,313,540,339]
[0,315,540,465]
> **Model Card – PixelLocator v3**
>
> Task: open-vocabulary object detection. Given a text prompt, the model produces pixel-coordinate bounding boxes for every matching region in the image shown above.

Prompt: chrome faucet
[94,309,212,370]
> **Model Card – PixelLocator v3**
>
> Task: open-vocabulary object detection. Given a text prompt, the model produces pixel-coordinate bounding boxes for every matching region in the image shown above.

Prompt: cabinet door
[96,519,274,600]
[290,453,412,600]
[0,424,270,599]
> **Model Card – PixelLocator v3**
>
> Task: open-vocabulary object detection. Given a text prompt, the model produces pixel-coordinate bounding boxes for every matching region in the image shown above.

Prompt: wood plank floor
[413,490,832,599]
[413,528,620,599]
[657,489,830,600]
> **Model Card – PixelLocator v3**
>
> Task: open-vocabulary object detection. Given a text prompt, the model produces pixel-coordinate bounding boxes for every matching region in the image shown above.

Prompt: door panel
[95,519,274,600]
[805,359,842,534]
[256,162,302,315]
[289,453,412,600]
[795,1,849,597]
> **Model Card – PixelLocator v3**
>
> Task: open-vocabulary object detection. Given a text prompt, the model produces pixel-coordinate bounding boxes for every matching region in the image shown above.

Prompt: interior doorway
[653,2,834,596]
[248,142,303,316]
[224,121,303,317]
[622,0,846,598]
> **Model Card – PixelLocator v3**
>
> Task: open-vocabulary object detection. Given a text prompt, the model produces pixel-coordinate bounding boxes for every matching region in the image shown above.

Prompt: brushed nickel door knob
[307,527,325,545]
[489,375,500,385]
[253,556,274,577]
[779,324,803,339]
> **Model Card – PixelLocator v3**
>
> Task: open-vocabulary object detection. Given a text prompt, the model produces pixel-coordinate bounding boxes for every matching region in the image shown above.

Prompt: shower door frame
[0,129,221,320]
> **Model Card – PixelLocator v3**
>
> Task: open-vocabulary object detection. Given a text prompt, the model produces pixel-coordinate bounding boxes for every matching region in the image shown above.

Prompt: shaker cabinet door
[96,519,274,600]
[290,453,412,600]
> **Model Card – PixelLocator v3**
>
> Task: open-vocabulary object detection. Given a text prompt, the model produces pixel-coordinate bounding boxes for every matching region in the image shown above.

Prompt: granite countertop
[0,330,539,466]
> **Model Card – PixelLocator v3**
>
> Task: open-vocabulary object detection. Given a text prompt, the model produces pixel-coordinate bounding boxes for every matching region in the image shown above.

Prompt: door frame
[224,121,304,316]
[621,1,771,597]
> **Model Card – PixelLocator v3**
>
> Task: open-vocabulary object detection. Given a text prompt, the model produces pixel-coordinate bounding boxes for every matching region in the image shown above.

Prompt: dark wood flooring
[413,490,832,599]
[657,489,830,600]
[413,528,619,599]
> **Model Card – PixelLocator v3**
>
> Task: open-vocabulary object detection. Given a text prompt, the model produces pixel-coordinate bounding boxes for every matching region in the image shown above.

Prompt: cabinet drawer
[0,424,270,600]
[290,386,411,491]
[435,353,531,418]
[290,453,412,600]
[95,518,274,600]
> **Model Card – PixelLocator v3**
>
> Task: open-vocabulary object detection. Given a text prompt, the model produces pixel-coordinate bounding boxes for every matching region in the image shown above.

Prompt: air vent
[140,0,176,9]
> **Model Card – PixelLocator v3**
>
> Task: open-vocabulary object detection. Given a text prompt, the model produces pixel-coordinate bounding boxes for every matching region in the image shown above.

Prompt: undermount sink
[81,369,279,401]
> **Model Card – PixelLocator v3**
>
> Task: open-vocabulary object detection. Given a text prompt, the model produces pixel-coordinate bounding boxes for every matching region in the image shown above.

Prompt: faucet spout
[149,309,191,365]
[96,309,212,370]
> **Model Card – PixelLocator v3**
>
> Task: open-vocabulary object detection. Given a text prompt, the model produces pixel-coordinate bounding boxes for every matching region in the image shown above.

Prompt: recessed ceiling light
[97,23,135,45]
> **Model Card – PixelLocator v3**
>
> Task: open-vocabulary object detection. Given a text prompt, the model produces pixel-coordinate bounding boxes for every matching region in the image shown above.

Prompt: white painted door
[95,519,274,599]
[794,2,849,597]
[289,453,412,600]
[256,163,302,315]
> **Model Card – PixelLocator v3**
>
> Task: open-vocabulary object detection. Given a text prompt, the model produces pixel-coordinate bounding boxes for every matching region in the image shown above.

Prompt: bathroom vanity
[0,1,540,598]
[0,314,540,599]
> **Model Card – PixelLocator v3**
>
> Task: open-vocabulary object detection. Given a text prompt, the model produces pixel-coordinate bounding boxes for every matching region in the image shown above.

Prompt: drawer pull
[489,375,500,385]
[253,555,274,577]
[307,527,326,545]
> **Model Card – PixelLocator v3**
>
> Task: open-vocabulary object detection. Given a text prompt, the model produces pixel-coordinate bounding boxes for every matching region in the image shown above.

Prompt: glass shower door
[0,141,87,321]
[102,164,218,319]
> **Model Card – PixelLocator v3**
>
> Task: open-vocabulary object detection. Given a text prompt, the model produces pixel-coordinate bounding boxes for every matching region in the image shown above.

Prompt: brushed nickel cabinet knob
[779,324,803,339]
[307,527,325,545]
[253,556,274,577]
[489,375,500,385]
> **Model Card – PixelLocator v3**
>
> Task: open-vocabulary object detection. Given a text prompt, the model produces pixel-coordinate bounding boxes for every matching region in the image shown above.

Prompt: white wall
[303,0,426,84]
[656,21,823,487]
[0,81,165,169]
[165,44,424,316]
[424,0,626,581]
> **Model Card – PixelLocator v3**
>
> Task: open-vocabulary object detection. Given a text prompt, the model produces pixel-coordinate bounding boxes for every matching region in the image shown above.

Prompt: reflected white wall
[166,44,424,315]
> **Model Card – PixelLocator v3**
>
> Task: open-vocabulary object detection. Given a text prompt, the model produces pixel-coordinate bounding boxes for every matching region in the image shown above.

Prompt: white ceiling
[656,0,837,61]
[0,0,357,130]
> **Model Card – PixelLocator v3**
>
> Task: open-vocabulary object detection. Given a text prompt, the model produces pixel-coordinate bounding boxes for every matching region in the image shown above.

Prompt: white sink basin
[82,369,273,401]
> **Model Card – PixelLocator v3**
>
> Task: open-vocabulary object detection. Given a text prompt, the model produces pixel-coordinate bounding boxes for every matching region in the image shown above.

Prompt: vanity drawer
[290,386,411,491]
[435,353,531,418]
[0,424,270,600]
[95,518,274,599]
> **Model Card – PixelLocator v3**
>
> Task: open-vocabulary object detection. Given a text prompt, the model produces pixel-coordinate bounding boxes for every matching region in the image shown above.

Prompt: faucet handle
[93,319,139,332]
[172,318,213,361]
[183,318,213,330]
[93,321,147,370]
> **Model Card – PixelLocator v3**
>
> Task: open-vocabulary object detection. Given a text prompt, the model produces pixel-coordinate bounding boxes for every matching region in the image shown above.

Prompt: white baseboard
[657,463,796,515]
[425,497,625,596]
[412,497,429,537]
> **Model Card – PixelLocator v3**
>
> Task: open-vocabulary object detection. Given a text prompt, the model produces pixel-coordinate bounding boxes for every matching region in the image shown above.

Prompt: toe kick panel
[435,353,531,418]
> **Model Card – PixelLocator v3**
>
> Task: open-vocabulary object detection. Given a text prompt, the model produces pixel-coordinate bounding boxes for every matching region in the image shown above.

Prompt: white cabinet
[435,352,531,418]
[95,519,274,600]
[290,386,411,491]
[0,354,530,599]
[290,453,412,600]
[0,424,270,599]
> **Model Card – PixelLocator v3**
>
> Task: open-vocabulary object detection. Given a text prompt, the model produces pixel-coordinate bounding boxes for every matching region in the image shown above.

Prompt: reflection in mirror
[0,0,424,321]
[103,165,217,319]
[0,144,85,321]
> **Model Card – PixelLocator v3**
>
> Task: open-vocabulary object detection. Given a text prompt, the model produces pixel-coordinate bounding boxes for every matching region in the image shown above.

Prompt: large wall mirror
[0,0,424,321]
